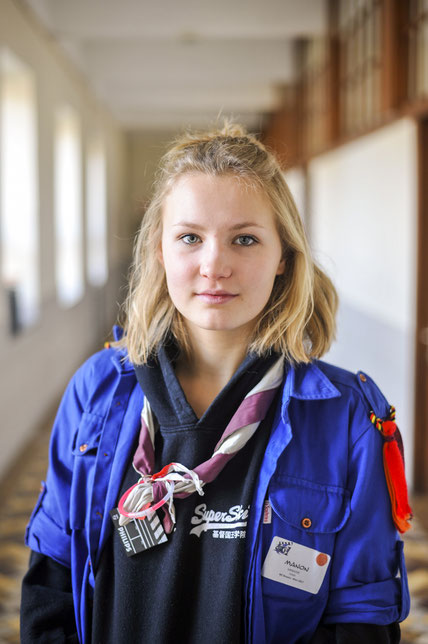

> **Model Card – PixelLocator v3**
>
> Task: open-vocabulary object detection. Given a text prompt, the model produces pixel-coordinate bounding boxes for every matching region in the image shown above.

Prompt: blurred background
[0,0,427,642]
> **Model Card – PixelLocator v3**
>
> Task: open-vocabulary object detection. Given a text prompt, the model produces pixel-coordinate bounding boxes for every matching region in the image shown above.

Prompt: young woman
[21,123,411,643]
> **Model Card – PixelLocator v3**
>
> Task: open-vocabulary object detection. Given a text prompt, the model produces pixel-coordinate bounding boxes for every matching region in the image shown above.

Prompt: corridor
[1,0,428,641]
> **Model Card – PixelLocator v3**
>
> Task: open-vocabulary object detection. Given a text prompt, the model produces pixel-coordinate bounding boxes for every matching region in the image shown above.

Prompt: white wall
[126,129,177,228]
[283,167,307,227]
[0,0,130,476]
[309,118,418,484]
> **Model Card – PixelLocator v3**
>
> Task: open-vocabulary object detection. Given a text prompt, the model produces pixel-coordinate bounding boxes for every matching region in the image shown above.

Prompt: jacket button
[359,373,367,382]
[301,517,312,529]
[79,443,88,453]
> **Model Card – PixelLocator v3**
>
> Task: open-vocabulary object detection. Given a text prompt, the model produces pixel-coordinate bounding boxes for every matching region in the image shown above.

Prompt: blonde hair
[116,121,338,364]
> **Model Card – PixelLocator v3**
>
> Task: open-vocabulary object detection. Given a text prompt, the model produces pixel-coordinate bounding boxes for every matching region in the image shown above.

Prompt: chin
[192,316,255,334]
[196,322,235,332]
[187,317,237,332]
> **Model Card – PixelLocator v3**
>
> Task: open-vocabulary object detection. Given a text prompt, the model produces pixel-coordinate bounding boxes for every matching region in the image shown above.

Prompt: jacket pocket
[262,476,351,599]
[269,475,351,535]
[71,412,104,456]
[260,477,352,640]
[70,412,104,529]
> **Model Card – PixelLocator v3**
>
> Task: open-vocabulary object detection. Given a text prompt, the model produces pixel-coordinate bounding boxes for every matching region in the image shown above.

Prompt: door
[414,117,428,493]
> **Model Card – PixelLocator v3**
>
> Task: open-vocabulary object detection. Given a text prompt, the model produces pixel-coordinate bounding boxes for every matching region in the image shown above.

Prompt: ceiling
[21,0,327,132]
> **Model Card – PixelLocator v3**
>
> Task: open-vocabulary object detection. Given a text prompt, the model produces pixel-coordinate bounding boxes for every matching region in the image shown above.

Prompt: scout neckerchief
[117,355,285,535]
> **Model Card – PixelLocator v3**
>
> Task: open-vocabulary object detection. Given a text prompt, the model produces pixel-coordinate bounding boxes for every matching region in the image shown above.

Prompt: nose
[199,241,232,280]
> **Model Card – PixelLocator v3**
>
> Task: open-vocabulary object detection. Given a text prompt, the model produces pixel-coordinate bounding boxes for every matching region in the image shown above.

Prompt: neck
[177,326,252,386]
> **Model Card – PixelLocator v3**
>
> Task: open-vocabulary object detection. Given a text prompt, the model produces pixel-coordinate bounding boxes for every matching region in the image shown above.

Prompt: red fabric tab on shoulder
[370,407,412,533]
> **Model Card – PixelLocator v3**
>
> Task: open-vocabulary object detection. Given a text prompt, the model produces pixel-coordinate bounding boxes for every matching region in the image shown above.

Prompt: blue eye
[180,234,200,245]
[235,235,257,246]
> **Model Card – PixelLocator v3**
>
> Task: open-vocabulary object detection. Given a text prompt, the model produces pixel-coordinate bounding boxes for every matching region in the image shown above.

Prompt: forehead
[162,172,273,222]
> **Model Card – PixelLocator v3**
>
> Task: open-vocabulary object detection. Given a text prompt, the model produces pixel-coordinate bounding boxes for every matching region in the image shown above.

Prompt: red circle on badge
[316,553,328,566]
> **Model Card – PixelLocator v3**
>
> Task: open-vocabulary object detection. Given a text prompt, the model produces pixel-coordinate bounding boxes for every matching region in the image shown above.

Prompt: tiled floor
[0,422,51,644]
[0,421,427,643]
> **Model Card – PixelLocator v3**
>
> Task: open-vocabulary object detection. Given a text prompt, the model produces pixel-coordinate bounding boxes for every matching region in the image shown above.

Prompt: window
[300,38,330,156]
[408,0,428,100]
[0,49,39,332]
[86,136,108,286]
[338,0,383,134]
[54,105,83,307]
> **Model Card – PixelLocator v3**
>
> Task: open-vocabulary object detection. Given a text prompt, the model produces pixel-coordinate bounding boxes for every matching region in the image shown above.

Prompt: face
[159,172,285,343]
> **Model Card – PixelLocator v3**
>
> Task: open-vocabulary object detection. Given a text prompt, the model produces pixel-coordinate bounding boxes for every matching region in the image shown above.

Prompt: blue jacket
[25,329,410,643]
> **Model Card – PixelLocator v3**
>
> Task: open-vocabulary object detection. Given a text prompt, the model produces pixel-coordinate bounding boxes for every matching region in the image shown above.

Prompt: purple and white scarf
[118,356,285,533]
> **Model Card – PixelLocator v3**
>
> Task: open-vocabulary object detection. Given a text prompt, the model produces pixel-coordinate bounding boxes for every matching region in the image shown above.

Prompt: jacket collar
[280,360,341,420]
[108,327,343,403]
[290,361,341,399]
[108,325,135,374]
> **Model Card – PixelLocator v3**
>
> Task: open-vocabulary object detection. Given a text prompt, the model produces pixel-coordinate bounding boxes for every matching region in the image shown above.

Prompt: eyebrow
[172,221,265,230]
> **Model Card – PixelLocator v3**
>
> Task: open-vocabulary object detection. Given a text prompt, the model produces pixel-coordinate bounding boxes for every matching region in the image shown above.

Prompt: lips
[196,290,237,304]
[200,290,235,296]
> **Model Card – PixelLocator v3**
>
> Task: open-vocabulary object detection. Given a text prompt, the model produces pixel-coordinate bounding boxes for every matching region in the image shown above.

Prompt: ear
[276,257,285,276]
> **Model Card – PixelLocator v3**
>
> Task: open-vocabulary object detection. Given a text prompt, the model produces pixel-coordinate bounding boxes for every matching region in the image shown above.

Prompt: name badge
[262,536,330,594]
